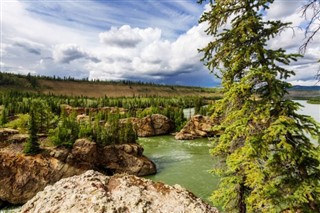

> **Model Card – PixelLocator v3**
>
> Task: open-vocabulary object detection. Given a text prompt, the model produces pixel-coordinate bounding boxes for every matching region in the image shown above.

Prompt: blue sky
[1,0,319,87]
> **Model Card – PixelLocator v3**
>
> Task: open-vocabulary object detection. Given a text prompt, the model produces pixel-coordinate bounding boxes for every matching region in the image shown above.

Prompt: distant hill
[287,85,320,99]
[0,72,318,99]
[290,85,320,91]
[0,72,221,98]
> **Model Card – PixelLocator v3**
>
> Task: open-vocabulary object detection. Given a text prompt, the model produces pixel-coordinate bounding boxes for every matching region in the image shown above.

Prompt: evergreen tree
[198,0,320,212]
[0,107,8,126]
[123,120,137,143]
[24,110,40,155]
[50,111,79,147]
[31,99,55,134]
[106,113,120,144]
[194,97,202,114]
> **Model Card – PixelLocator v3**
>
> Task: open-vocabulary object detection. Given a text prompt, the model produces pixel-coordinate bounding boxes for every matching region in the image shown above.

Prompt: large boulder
[175,115,218,140]
[122,114,174,137]
[0,139,156,205]
[67,138,97,164]
[99,144,156,176]
[65,139,156,176]
[20,170,219,213]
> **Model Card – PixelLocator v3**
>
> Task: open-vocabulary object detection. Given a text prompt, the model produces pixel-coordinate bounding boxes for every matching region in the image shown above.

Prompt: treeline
[0,72,38,88]
[307,96,320,104]
[0,91,209,114]
[0,72,217,92]
[0,91,210,154]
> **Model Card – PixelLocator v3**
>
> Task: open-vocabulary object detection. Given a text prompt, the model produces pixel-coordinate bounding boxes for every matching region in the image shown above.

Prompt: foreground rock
[175,115,218,140]
[121,114,174,137]
[21,170,219,213]
[0,139,156,205]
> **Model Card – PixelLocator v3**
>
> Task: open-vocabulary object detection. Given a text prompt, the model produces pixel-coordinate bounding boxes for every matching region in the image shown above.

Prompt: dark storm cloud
[53,44,100,64]
[13,41,41,55]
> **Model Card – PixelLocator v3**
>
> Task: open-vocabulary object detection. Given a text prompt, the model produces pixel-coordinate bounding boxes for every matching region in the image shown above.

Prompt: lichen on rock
[20,170,219,213]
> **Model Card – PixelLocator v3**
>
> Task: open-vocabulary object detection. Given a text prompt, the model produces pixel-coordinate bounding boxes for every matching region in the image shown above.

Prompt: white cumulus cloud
[89,23,211,81]
[99,25,162,48]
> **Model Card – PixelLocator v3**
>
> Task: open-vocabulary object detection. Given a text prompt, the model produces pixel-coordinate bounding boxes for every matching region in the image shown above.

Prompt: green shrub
[5,114,30,133]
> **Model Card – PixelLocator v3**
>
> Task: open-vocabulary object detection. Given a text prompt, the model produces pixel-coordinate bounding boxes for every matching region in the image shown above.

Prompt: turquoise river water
[139,136,218,203]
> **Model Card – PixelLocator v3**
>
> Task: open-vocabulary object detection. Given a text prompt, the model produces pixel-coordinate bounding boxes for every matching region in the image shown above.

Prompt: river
[139,100,320,204]
[139,136,218,203]
[296,100,320,122]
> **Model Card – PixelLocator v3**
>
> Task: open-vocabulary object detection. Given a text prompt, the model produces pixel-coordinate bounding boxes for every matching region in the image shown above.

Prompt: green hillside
[0,72,220,98]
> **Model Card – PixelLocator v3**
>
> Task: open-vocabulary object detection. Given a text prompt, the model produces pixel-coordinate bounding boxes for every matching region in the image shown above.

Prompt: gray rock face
[175,115,218,140]
[0,139,156,205]
[20,170,219,213]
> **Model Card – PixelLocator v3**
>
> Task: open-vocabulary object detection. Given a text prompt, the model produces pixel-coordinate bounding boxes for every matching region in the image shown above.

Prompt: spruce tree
[24,110,40,155]
[124,120,137,144]
[198,0,320,212]
[0,107,8,126]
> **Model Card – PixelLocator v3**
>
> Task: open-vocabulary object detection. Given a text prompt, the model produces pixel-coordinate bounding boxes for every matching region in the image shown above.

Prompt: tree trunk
[238,181,246,213]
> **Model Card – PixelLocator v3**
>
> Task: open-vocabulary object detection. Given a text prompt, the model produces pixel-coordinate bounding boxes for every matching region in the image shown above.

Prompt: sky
[0,0,319,87]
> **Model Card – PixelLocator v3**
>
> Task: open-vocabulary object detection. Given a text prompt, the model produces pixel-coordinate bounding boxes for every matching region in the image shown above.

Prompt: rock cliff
[121,114,174,137]
[77,113,174,137]
[0,138,156,205]
[20,170,219,213]
[0,128,20,146]
[175,115,218,140]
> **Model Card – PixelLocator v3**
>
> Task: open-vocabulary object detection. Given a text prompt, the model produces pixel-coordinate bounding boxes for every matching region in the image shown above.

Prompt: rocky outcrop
[0,128,27,149]
[7,134,29,143]
[62,105,127,115]
[76,114,90,123]
[0,139,156,205]
[99,144,156,176]
[75,113,173,137]
[122,114,174,137]
[175,115,218,140]
[63,139,156,176]
[0,150,84,205]
[0,128,19,142]
[20,170,219,213]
